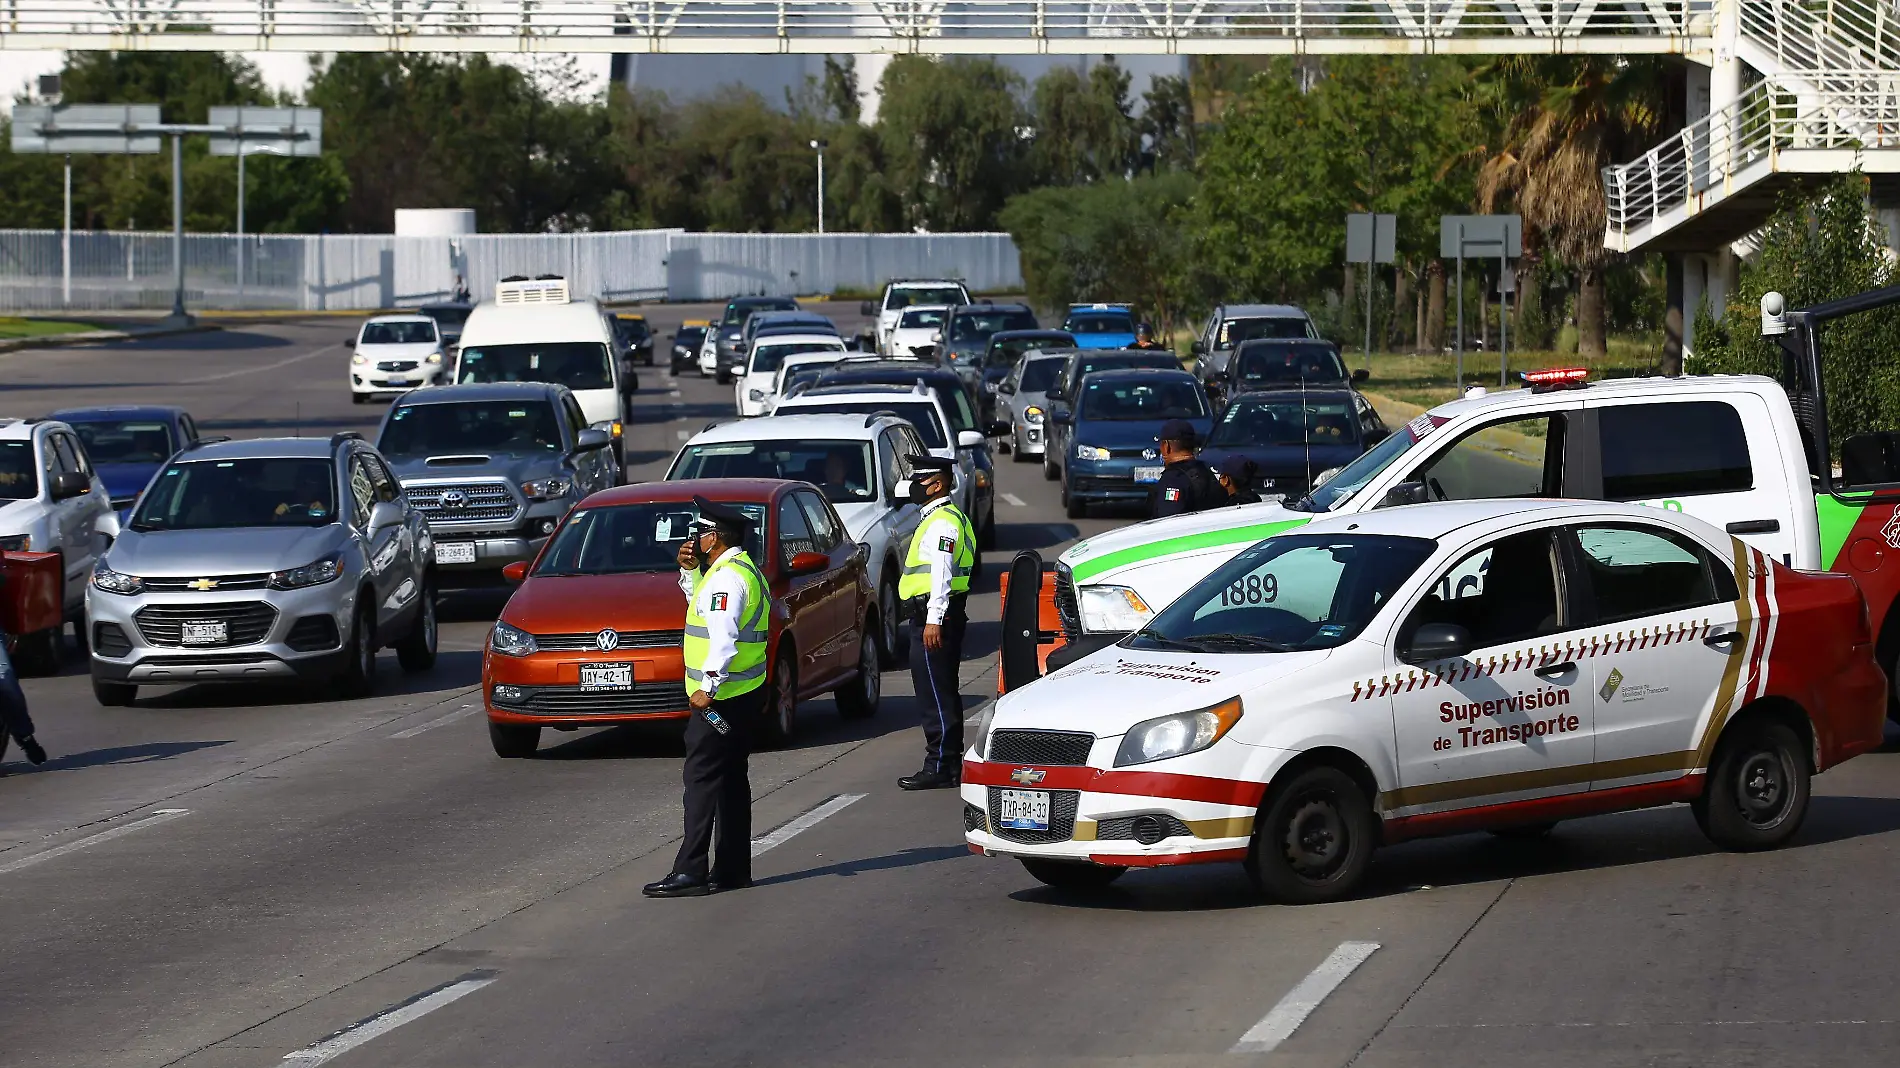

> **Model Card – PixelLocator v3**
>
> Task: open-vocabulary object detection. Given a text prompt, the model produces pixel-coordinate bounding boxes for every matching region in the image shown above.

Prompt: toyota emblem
[440,489,469,509]
[595,629,620,652]
[1141,448,1158,460]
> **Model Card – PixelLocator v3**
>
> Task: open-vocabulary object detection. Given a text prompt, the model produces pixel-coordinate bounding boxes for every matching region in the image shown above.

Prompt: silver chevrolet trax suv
[85,433,438,706]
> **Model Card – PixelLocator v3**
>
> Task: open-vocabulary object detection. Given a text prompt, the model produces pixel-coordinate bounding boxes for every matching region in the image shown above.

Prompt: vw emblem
[1141,448,1158,461]
[595,629,621,652]
[440,489,469,510]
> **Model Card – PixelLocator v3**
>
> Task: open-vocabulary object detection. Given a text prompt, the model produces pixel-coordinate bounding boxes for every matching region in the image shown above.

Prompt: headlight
[426,351,443,365]
[1075,444,1111,461]
[350,352,368,366]
[1114,697,1244,767]
[491,620,537,657]
[970,701,1001,760]
[269,554,344,590]
[520,478,570,501]
[0,534,30,553]
[1024,406,1045,425]
[92,559,143,595]
[1077,584,1153,633]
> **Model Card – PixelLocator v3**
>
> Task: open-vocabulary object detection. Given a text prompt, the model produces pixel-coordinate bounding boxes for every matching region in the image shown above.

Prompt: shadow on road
[132,650,482,708]
[756,844,969,886]
[121,330,295,351]
[530,694,916,762]
[201,414,384,435]
[1,381,168,393]
[3,739,232,776]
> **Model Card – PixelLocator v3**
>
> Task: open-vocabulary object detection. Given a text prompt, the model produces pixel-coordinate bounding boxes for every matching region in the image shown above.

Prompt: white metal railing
[1602,73,1900,247]
[0,0,1706,53]
[1739,0,1899,74]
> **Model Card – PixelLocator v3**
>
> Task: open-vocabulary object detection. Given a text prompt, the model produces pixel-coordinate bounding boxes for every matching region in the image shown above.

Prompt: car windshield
[617,318,650,340]
[1296,416,1435,511]
[888,286,965,310]
[1129,534,1436,653]
[1209,398,1358,447]
[1235,344,1349,385]
[457,342,614,392]
[671,439,879,502]
[988,336,1065,368]
[1018,358,1064,392]
[1065,311,1135,335]
[67,419,176,465]
[0,441,37,500]
[723,300,797,327]
[1080,378,1209,421]
[131,457,337,531]
[361,321,436,345]
[537,501,765,576]
[1219,316,1312,348]
[677,327,707,346]
[753,341,843,373]
[782,400,947,449]
[950,310,1036,342]
[899,307,947,329]
[379,400,563,457]
[424,307,470,329]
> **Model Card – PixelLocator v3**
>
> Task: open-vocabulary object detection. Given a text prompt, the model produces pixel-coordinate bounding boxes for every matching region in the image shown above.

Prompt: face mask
[908,479,934,505]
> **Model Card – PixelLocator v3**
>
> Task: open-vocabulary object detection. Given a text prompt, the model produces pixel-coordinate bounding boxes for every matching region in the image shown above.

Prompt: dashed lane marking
[751,793,866,857]
[390,703,481,739]
[0,809,191,875]
[281,971,499,1065]
[1231,941,1380,1054]
[182,342,342,384]
[1001,493,1027,507]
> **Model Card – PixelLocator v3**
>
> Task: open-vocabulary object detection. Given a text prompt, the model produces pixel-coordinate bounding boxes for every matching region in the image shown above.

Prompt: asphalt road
[5,311,1900,1068]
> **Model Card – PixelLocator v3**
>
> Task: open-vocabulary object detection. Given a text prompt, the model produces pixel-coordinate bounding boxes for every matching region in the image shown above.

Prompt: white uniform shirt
[916,497,962,626]
[679,546,753,695]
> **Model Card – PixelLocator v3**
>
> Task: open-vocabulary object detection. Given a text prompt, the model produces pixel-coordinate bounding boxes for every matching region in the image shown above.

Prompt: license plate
[998,789,1051,831]
[1261,492,1285,503]
[1133,466,1164,483]
[181,621,227,645]
[580,663,634,691]
[435,542,476,565]
[388,376,414,384]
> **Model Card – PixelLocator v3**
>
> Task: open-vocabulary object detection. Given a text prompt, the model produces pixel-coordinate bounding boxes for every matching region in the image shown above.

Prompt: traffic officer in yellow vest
[897,455,975,791]
[645,496,771,898]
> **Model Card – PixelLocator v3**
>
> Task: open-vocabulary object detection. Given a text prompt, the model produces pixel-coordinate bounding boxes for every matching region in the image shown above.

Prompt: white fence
[0,228,1023,312]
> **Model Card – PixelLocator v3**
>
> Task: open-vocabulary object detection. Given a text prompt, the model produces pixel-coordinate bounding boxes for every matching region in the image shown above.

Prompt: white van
[453,277,628,470]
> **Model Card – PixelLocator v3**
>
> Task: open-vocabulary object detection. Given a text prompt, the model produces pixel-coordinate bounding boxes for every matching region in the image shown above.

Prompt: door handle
[1725,519,1781,534]
[1704,630,1743,649]
[1533,661,1576,680]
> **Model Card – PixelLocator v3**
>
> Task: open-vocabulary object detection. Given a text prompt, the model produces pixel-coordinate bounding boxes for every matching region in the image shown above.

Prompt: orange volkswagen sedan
[484,478,881,757]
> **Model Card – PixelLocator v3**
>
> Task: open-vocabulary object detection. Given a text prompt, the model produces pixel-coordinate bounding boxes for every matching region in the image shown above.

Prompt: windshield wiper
[1189,632,1294,652]
[1129,626,1201,651]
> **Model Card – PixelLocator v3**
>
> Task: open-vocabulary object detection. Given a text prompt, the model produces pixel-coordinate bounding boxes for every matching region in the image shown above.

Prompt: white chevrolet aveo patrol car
[963,498,1886,902]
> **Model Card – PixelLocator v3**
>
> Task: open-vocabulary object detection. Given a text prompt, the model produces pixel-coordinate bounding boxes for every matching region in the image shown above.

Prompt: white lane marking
[676,429,690,440]
[0,809,191,875]
[751,793,865,857]
[1231,941,1380,1054]
[668,389,682,398]
[390,703,481,739]
[282,972,498,1065]
[1001,493,1027,507]
[182,341,341,384]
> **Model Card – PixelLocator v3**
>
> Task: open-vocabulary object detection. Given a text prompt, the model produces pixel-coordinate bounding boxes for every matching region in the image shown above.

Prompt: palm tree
[1478,57,1668,358]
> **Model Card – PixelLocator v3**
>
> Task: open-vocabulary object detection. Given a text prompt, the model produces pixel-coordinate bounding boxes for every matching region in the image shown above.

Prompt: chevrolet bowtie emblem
[1009,768,1047,785]
[187,578,219,591]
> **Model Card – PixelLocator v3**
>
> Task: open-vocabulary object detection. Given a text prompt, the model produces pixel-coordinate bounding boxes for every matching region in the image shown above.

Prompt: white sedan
[964,498,1886,902]
[349,314,447,403]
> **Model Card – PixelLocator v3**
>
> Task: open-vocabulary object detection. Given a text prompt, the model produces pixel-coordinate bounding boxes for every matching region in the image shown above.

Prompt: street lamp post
[810,139,828,235]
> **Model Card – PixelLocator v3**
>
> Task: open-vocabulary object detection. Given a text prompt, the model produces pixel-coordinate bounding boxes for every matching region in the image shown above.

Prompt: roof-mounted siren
[496,275,570,306]
[1760,291,1787,337]
[1521,367,1591,393]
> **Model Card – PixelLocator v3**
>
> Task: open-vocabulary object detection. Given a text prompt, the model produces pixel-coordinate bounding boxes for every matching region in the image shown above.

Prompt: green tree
[874,57,1030,230]
[1001,171,1199,329]
[1139,74,1197,172]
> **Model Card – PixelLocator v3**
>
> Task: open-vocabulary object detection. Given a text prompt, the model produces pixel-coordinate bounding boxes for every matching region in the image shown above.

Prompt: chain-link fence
[0,228,1023,312]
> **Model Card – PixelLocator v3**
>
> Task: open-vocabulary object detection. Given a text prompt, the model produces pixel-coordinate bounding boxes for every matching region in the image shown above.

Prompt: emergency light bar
[1521,367,1590,392]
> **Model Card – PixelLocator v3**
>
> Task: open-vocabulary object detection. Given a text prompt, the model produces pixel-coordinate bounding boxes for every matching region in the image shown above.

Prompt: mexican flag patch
[710,592,728,611]
[1164,488,1182,501]
[938,535,957,553]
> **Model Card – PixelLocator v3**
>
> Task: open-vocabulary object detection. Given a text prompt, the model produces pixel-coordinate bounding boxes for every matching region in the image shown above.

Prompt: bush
[999,172,1200,328]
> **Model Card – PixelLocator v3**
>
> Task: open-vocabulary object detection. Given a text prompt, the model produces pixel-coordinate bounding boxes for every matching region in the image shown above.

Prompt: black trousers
[671,686,762,883]
[910,596,968,775]
[0,640,35,746]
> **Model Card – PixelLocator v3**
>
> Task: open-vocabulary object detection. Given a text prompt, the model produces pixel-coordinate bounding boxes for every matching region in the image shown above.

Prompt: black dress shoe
[898,769,959,791]
[20,736,46,765]
[643,873,712,898]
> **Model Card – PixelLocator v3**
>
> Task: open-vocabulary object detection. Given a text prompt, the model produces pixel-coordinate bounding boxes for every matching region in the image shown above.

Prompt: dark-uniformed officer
[0,627,48,773]
[1151,419,1225,519]
[1216,454,1262,506]
[645,496,771,898]
[1131,323,1167,351]
[897,455,974,791]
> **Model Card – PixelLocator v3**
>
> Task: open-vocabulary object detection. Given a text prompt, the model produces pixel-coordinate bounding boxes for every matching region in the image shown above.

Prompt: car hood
[1058,500,1314,584]
[94,462,161,502]
[0,497,49,530]
[503,571,690,633]
[1198,444,1364,479]
[1071,418,1213,451]
[991,644,1334,736]
[357,343,440,359]
[110,524,350,577]
[385,450,565,485]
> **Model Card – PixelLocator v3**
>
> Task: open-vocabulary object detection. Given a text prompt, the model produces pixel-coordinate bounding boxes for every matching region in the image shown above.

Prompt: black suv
[1207,338,1367,412]
[940,303,1038,388]
[713,296,800,383]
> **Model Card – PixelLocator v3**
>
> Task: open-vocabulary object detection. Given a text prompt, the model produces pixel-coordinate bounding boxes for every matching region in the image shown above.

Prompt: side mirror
[1401,622,1473,664]
[1190,340,1206,356]
[788,550,829,576]
[985,420,1011,437]
[50,471,91,501]
[1352,368,1370,384]
[860,301,875,316]
[997,381,1016,395]
[1377,481,1430,508]
[571,428,613,455]
[368,500,405,532]
[502,560,529,583]
[95,510,123,538]
[956,429,986,449]
[1050,406,1072,425]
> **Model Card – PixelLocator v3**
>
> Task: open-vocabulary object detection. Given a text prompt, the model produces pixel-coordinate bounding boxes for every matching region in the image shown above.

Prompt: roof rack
[330,431,363,448]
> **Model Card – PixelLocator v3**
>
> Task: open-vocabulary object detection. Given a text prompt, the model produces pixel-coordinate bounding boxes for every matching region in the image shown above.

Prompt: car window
[1597,401,1752,500]
[0,441,38,500]
[1080,378,1209,421]
[877,429,903,495]
[778,494,819,564]
[1219,316,1312,348]
[179,415,197,443]
[796,489,843,551]
[887,286,966,310]
[380,400,564,458]
[52,433,87,477]
[950,309,1037,341]
[539,501,764,575]
[671,439,876,503]
[1064,311,1135,335]
[131,457,338,531]
[1570,524,1734,625]
[361,452,401,503]
[1018,358,1064,393]
[361,320,437,345]
[1208,398,1358,447]
[1406,528,1564,650]
[457,342,614,392]
[1410,415,1564,503]
[899,307,948,329]
[1234,344,1349,385]
[781,401,947,450]
[69,419,175,465]
[347,456,376,527]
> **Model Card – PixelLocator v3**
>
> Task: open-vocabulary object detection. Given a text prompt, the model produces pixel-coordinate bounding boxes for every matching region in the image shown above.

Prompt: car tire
[835,625,881,720]
[1021,858,1126,891]
[877,576,908,668]
[759,646,799,747]
[334,603,377,699]
[13,625,61,677]
[1064,485,1086,520]
[716,369,732,385]
[1246,764,1377,905]
[489,721,540,758]
[1695,718,1811,851]
[396,579,438,673]
[1042,454,1059,481]
[1012,438,1032,463]
[92,675,137,707]
[351,393,368,405]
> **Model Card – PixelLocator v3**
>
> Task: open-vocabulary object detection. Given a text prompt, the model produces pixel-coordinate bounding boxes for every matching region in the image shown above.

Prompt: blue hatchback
[1052,368,1211,517]
[47,405,201,519]
[1062,304,1138,349]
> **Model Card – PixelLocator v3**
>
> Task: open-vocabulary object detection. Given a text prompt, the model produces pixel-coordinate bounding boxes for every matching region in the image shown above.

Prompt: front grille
[988,729,1094,767]
[986,788,1080,844]
[286,614,341,652]
[494,683,686,717]
[133,601,277,648]
[1106,446,1153,459]
[1053,564,1080,642]
[1096,814,1193,844]
[143,573,271,592]
[93,622,132,657]
[532,629,684,652]
[405,480,521,524]
[963,803,988,834]
[376,360,420,372]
